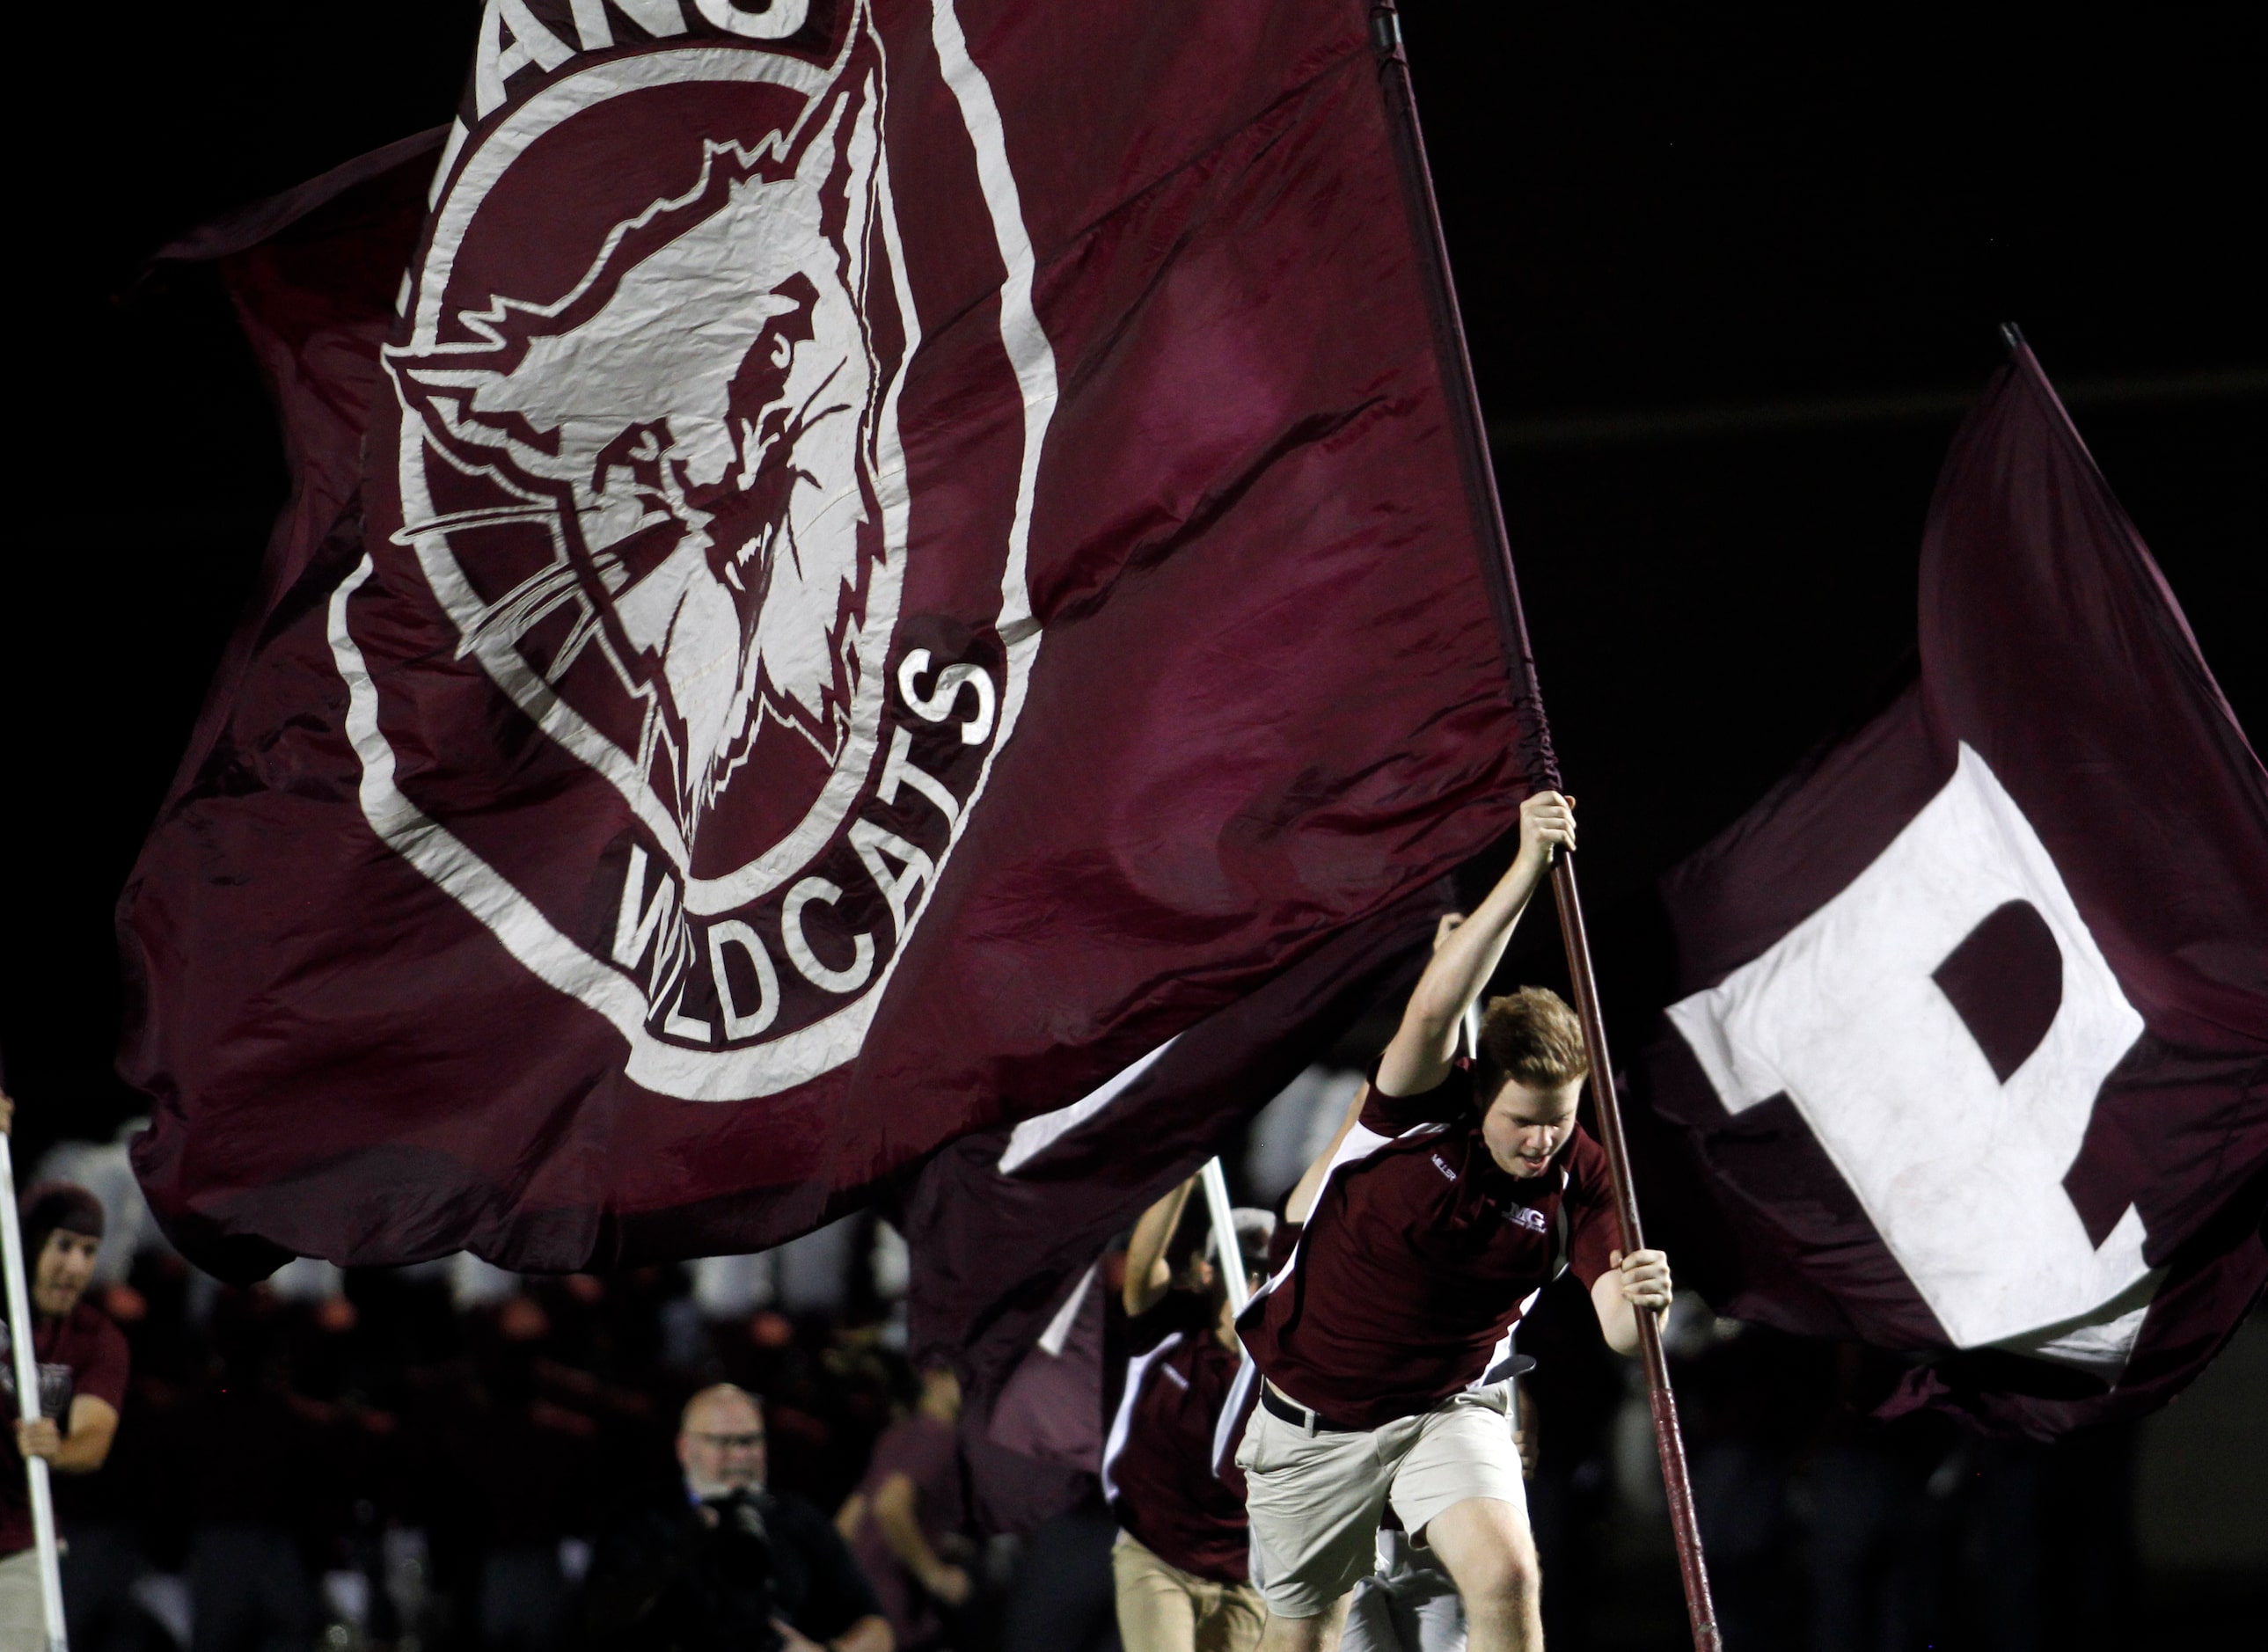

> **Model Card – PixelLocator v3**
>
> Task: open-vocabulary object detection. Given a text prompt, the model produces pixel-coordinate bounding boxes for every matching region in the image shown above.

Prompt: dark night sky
[3,3,2261,1165]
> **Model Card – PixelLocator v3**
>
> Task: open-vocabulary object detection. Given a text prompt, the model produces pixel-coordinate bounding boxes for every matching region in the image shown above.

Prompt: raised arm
[1123,1174,1197,1316]
[1374,791,1575,1097]
[869,1472,969,1608]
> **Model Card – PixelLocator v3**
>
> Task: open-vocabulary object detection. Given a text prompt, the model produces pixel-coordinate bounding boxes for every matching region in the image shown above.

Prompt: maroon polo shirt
[1240,1064,1619,1430]
[2,1301,130,1555]
[1105,1291,1256,1583]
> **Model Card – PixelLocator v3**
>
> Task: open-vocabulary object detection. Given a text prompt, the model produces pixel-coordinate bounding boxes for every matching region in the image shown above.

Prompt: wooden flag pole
[0,1132,70,1652]
[1367,4,1722,1643]
[1552,854,1721,1651]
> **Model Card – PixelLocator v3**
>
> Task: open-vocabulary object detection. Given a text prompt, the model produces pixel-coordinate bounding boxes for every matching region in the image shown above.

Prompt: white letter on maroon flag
[1668,744,2156,1375]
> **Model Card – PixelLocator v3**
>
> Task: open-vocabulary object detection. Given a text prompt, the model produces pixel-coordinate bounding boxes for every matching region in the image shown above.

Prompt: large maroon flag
[124,1,1540,1278]
[1636,342,2268,1436]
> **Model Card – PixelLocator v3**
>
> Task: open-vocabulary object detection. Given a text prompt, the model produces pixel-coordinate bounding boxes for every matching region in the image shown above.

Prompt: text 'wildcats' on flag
[1635,343,2268,1436]
[124,1,1545,1278]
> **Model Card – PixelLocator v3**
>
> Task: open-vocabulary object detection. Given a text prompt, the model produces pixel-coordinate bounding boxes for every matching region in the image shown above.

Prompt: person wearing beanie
[0,1091,130,1644]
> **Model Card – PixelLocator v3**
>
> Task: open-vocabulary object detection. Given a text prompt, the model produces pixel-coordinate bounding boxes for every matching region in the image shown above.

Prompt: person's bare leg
[1255,1595,1350,1652]
[1418,1497,1541,1652]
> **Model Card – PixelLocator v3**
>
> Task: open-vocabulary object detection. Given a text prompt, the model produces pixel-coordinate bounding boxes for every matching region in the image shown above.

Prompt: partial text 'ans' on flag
[1636,344,2268,1437]
[122,0,1542,1279]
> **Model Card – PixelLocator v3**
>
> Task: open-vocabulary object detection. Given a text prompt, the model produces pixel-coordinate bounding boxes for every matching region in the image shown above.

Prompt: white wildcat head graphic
[390,69,893,836]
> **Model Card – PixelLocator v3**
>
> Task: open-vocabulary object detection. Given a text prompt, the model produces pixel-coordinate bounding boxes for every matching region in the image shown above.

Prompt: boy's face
[1481,1078,1583,1179]
[33,1230,100,1317]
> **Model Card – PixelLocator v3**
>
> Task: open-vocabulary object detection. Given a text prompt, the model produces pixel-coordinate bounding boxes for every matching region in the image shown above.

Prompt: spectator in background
[183,1288,327,1652]
[839,1363,973,1651]
[586,1383,889,1652]
[0,1092,130,1647]
[462,1291,603,1652]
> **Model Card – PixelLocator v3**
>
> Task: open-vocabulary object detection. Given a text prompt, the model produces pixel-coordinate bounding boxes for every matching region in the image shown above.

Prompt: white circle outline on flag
[327,1,1058,1100]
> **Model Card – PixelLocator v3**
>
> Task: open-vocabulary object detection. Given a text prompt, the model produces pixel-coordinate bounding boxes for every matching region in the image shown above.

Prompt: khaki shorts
[0,1547,49,1646]
[1112,1531,1265,1652]
[1234,1385,1525,1619]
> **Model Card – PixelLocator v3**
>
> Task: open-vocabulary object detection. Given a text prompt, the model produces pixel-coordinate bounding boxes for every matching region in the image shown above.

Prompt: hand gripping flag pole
[0,1129,70,1652]
[1369,5,1722,1646]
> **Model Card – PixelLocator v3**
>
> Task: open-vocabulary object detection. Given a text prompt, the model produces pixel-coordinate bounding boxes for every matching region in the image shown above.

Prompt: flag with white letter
[1637,343,2268,1436]
[124,1,1542,1277]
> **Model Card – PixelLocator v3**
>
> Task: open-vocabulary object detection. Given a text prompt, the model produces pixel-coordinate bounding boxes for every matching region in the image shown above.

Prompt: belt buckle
[1269,1381,1320,1437]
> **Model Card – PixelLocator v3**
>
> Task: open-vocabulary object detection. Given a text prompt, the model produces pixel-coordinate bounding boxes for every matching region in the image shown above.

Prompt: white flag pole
[1197,1158,1249,1319]
[0,1134,69,1652]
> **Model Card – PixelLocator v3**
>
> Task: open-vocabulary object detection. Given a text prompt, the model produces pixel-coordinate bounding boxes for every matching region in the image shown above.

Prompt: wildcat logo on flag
[125,0,1542,1276]
[367,2,1028,1097]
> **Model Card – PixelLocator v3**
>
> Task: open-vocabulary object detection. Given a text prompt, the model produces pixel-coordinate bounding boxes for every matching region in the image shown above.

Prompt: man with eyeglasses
[586,1383,892,1652]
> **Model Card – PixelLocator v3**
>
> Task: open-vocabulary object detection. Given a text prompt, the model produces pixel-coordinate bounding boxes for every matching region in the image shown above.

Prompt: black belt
[1262,1371,1532,1435]
[1261,1384,1360,1434]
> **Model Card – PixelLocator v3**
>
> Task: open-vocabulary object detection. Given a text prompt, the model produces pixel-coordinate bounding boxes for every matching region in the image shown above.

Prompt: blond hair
[1478,987,1590,1090]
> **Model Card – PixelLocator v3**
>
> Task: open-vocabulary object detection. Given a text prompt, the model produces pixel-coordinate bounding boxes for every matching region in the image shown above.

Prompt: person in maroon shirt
[838,1362,973,1651]
[1108,1173,1272,1652]
[1235,793,1672,1652]
[0,1093,131,1645]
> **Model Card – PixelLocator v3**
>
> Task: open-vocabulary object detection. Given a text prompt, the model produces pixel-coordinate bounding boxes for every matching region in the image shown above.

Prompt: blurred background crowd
[23,1071,2266,1652]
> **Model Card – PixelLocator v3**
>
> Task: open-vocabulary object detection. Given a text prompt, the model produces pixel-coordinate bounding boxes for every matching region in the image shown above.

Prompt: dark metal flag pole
[1369,6,1723,1646]
[1548,857,1721,1651]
